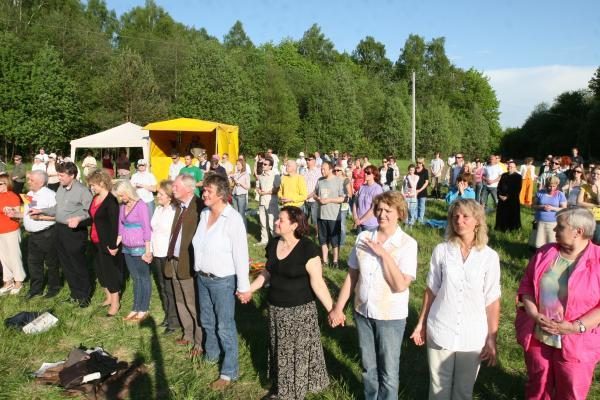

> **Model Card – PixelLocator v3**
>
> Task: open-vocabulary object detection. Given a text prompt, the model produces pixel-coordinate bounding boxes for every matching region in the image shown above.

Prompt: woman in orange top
[519,157,537,206]
[0,174,26,295]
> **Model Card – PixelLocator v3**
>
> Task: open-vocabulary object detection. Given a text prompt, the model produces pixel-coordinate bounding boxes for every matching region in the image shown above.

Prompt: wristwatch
[575,319,586,333]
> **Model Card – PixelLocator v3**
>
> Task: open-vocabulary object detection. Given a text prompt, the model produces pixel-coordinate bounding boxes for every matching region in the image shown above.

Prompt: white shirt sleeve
[483,250,501,306]
[426,244,444,295]
[229,213,250,292]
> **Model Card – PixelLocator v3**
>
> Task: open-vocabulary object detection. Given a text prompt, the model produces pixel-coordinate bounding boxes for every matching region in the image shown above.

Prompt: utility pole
[411,71,416,162]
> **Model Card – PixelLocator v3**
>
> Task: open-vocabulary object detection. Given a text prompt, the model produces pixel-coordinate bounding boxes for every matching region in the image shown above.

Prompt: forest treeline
[3,0,582,162]
[501,68,600,161]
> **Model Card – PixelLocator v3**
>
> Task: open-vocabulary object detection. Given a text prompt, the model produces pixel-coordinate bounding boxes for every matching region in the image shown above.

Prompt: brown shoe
[210,378,231,391]
[176,339,191,346]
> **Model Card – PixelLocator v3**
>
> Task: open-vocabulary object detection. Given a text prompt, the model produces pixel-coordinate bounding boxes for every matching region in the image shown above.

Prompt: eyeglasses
[575,170,583,173]
[553,162,560,165]
[334,169,342,172]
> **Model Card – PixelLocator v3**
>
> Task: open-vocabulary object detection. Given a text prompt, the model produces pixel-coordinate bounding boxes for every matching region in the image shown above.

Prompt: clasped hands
[236,290,253,304]
[328,307,346,328]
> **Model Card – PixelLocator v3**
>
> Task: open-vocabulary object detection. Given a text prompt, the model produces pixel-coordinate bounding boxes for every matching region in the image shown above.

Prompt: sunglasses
[334,169,342,172]
[365,171,373,175]
[456,156,464,159]
[553,162,560,165]
[575,170,583,173]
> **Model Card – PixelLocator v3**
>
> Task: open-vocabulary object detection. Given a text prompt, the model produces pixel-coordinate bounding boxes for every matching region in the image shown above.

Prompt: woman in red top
[352,158,365,193]
[0,173,26,295]
[88,170,122,316]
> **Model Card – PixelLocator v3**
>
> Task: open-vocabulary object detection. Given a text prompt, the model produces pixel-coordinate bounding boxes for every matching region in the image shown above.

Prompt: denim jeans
[339,209,348,246]
[355,312,406,400]
[474,182,483,203]
[481,186,498,209]
[406,197,418,226]
[304,201,319,226]
[197,274,239,380]
[417,197,426,223]
[232,194,248,228]
[124,253,151,312]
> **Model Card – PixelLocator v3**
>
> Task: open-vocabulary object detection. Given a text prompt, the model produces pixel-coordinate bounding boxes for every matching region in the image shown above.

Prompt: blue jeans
[417,197,426,223]
[124,253,151,312]
[406,197,417,226]
[197,274,238,380]
[474,182,483,203]
[481,186,498,209]
[339,209,348,246]
[232,194,248,228]
[355,312,406,400]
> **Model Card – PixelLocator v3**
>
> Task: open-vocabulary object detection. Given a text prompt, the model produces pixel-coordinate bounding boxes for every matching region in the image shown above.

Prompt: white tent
[70,122,150,163]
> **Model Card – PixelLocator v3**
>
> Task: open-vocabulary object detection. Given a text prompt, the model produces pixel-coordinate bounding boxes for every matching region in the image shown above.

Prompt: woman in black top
[239,206,334,400]
[495,160,522,232]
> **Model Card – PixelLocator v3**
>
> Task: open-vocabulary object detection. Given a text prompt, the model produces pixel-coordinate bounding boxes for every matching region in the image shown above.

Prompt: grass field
[1,187,599,399]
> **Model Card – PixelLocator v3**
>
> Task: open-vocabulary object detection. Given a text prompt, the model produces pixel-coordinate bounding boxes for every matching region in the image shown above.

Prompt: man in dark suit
[164,174,204,356]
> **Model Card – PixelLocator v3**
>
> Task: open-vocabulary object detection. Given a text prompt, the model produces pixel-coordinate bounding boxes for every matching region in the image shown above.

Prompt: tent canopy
[70,122,150,163]
[143,117,239,181]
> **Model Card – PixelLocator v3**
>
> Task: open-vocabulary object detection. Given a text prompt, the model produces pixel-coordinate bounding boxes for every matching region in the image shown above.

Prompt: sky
[105,0,600,128]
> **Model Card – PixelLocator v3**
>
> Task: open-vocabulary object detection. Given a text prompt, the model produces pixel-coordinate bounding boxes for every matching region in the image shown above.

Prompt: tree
[22,45,82,151]
[223,20,254,50]
[352,36,392,76]
[92,48,167,127]
[589,66,600,99]
[297,24,337,65]
[394,34,426,82]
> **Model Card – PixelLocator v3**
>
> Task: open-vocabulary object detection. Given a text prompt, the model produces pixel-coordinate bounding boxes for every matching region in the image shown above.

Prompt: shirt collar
[377,226,405,247]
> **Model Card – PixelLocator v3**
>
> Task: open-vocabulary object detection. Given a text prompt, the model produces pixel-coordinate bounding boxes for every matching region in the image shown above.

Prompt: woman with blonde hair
[411,199,501,399]
[87,170,122,316]
[112,180,152,322]
[330,191,418,400]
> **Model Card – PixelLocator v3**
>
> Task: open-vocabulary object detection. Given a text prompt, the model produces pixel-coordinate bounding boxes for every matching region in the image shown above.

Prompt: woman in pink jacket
[516,206,600,399]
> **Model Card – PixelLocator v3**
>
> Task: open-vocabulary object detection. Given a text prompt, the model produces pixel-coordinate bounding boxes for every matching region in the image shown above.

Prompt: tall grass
[0,199,599,399]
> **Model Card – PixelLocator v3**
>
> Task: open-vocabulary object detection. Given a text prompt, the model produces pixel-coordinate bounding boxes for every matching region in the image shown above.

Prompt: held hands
[498,195,507,202]
[328,306,346,328]
[409,322,426,346]
[141,252,153,264]
[107,247,119,257]
[479,334,497,366]
[236,290,253,304]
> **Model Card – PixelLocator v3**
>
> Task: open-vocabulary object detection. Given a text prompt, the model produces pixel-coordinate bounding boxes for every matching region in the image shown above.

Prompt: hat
[211,154,220,160]
[137,159,148,166]
[49,153,57,159]
[34,154,43,161]
[299,152,305,157]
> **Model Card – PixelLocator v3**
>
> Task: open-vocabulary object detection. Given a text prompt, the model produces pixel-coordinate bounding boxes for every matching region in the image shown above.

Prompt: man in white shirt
[31,155,47,172]
[130,159,157,219]
[168,152,184,181]
[266,149,280,174]
[481,155,503,210]
[296,152,308,175]
[255,157,280,246]
[23,171,60,299]
[314,151,323,167]
[303,154,322,229]
[38,148,49,163]
[430,152,445,199]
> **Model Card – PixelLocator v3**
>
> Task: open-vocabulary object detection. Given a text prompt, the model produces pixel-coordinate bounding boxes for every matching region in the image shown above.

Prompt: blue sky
[105,0,600,128]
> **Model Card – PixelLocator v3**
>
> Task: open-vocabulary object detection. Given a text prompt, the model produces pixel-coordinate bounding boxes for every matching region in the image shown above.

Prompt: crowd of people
[0,145,599,399]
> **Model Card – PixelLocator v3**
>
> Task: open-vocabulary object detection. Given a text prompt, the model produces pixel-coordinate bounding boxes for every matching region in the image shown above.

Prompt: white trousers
[259,205,279,244]
[0,229,26,282]
[427,342,481,400]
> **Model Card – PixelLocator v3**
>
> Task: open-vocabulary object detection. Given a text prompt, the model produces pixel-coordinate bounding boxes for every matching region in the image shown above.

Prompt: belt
[29,225,55,235]
[197,271,218,278]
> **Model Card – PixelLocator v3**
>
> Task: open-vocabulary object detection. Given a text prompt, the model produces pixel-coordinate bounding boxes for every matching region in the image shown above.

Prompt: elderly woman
[516,207,600,399]
[577,166,600,244]
[150,180,180,334]
[87,170,122,316]
[410,199,501,399]
[352,165,383,233]
[192,174,250,391]
[533,176,567,248]
[113,180,152,322]
[239,206,333,399]
[330,191,418,400]
[0,174,26,295]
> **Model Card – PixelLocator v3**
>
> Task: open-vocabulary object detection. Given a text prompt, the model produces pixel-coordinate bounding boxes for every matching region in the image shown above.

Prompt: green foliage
[0,2,503,162]
[500,88,599,160]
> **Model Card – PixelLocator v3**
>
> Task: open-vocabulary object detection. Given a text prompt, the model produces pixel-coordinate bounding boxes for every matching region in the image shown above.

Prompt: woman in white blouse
[329,191,418,400]
[150,180,179,333]
[410,198,501,400]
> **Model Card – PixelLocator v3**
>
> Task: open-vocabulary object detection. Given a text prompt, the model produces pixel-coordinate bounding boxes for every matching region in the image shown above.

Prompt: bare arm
[329,268,359,326]
[480,299,500,366]
[410,287,436,346]
[306,256,333,312]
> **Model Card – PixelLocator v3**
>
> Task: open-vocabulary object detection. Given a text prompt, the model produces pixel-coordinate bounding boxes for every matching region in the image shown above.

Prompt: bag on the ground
[4,311,43,329]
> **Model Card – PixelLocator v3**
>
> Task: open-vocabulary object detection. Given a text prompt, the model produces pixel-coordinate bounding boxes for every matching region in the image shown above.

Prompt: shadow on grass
[236,297,269,386]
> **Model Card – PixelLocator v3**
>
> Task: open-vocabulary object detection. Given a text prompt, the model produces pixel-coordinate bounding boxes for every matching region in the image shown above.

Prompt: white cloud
[485,65,596,129]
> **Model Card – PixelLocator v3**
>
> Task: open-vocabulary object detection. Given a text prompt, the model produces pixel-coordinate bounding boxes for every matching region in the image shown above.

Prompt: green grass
[1,199,599,399]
